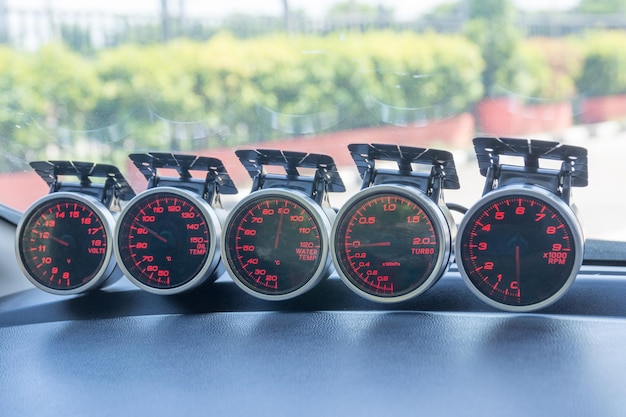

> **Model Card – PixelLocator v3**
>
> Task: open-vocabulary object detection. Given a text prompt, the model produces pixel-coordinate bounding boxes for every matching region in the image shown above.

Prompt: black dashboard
[2,199,626,416]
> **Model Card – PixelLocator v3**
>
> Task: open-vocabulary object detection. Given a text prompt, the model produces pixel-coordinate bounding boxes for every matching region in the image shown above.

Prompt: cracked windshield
[0,0,624,241]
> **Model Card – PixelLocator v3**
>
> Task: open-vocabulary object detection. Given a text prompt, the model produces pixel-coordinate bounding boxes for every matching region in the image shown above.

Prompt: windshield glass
[0,0,623,241]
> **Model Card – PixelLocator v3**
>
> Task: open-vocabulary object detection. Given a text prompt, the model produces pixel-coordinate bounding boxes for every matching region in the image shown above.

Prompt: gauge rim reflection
[455,185,584,312]
[331,184,452,303]
[221,188,333,301]
[15,192,118,295]
[114,186,222,295]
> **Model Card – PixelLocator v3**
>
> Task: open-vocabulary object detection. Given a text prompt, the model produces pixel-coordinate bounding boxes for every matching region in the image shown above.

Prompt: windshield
[0,0,623,242]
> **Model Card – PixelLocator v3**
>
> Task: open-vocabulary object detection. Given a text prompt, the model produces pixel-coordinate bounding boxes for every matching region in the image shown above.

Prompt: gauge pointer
[351,241,392,248]
[137,223,169,244]
[49,235,70,247]
[274,211,284,249]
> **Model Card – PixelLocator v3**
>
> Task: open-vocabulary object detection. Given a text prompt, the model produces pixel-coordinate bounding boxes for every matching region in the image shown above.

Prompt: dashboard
[2,148,626,416]
[4,3,626,415]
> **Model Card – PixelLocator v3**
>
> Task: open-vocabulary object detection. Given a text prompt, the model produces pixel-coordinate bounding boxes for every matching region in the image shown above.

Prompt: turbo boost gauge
[222,149,345,300]
[16,160,135,294]
[456,137,588,312]
[114,152,237,294]
[331,143,459,302]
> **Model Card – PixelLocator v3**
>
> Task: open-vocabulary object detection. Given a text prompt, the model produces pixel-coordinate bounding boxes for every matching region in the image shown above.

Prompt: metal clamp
[30,160,135,211]
[348,143,460,202]
[129,152,237,206]
[235,149,345,205]
[473,137,588,203]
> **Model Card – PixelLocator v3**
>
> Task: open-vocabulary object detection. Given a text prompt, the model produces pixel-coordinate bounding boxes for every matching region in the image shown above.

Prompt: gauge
[114,187,221,294]
[16,192,118,294]
[221,189,333,300]
[331,185,452,302]
[455,186,584,312]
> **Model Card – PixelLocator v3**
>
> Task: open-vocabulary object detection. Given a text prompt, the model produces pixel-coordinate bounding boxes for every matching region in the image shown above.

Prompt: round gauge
[16,192,118,294]
[455,186,584,312]
[114,187,221,294]
[331,185,452,302]
[221,189,332,300]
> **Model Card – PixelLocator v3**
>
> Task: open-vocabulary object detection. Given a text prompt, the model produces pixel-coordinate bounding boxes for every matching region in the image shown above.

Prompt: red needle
[274,212,284,249]
[138,223,168,244]
[352,241,391,248]
[49,235,69,247]
[515,245,520,281]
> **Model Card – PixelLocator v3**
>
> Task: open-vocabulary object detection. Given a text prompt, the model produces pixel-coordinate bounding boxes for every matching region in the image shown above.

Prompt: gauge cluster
[13,137,589,312]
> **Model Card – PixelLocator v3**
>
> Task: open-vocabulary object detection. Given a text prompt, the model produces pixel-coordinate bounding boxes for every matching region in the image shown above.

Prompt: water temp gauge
[16,161,135,294]
[331,144,458,302]
[222,149,344,300]
[114,153,237,294]
[456,137,588,312]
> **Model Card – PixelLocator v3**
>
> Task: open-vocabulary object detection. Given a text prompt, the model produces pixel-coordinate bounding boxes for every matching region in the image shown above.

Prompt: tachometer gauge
[222,149,345,300]
[16,161,135,295]
[114,153,237,295]
[456,137,588,312]
[331,144,459,302]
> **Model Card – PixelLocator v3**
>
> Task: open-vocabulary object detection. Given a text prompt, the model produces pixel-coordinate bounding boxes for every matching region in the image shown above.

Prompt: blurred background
[0,0,625,239]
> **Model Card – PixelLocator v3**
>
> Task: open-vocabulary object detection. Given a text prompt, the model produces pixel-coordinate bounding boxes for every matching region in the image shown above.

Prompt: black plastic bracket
[348,143,460,203]
[235,149,345,206]
[30,160,136,211]
[129,152,237,206]
[473,137,588,203]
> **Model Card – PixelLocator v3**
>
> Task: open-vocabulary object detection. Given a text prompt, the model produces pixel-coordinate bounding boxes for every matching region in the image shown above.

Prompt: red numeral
[358,216,376,225]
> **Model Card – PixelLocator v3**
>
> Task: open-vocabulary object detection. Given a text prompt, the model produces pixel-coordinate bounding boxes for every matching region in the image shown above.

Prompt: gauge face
[17,195,111,292]
[332,187,449,301]
[223,191,328,298]
[115,189,217,291]
[457,188,583,311]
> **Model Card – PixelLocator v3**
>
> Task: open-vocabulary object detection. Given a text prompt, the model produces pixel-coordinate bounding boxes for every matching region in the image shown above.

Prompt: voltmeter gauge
[16,161,135,295]
[331,144,458,302]
[114,153,237,294]
[456,137,588,312]
[221,149,344,300]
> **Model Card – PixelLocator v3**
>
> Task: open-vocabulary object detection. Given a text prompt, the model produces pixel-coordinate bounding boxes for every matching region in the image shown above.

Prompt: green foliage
[468,0,515,20]
[2,28,624,171]
[576,31,626,96]
[522,37,583,100]
[575,0,626,13]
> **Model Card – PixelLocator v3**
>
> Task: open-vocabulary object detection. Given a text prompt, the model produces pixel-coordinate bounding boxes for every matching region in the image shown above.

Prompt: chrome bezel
[331,184,453,303]
[15,192,119,295]
[455,185,585,312]
[221,188,332,301]
[114,186,221,295]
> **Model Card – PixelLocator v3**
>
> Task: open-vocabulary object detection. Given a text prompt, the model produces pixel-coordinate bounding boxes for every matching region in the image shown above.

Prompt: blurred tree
[575,0,626,13]
[0,0,7,44]
[463,0,525,97]
[326,0,394,27]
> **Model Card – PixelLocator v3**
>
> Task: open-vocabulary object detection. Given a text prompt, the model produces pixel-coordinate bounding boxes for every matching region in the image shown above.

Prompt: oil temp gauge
[222,149,345,300]
[114,153,238,294]
[331,143,459,302]
[16,161,135,294]
[456,137,588,312]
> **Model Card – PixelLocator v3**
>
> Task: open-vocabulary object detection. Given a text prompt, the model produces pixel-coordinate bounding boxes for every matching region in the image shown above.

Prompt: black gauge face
[333,191,445,299]
[458,192,581,309]
[116,191,213,290]
[224,194,325,296]
[18,196,109,291]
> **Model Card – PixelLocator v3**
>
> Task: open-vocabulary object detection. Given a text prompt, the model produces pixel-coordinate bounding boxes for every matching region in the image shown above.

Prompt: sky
[6,0,581,20]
